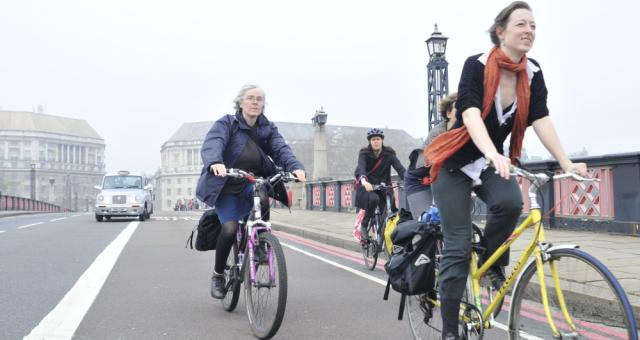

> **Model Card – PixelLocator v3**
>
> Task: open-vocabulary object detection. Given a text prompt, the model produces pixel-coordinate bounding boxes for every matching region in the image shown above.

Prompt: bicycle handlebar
[225,168,300,184]
[371,183,403,191]
[509,165,599,184]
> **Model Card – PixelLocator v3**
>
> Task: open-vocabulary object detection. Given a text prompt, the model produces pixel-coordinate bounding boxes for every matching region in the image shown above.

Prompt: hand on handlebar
[210,163,227,177]
[362,179,373,192]
[485,151,512,180]
[292,169,307,182]
[562,161,588,178]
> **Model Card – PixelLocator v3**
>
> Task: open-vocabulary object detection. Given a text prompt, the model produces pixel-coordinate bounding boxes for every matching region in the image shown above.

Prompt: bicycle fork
[533,245,579,338]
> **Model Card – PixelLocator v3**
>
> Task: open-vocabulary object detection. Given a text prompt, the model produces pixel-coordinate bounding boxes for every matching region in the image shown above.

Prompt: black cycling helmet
[366,128,384,140]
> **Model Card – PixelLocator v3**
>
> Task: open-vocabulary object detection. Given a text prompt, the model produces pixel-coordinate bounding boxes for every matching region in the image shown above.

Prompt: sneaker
[487,266,506,291]
[210,273,226,299]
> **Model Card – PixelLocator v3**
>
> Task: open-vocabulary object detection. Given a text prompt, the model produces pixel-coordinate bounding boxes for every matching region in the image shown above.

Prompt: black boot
[211,272,226,299]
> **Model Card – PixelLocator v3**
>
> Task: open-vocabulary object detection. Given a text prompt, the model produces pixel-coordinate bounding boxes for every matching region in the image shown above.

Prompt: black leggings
[359,190,386,234]
[214,191,270,274]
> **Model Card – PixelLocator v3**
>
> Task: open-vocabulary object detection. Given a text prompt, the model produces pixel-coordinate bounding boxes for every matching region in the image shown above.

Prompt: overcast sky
[1,0,638,174]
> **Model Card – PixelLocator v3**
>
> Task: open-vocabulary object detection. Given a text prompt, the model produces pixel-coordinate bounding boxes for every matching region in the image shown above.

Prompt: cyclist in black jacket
[354,128,405,241]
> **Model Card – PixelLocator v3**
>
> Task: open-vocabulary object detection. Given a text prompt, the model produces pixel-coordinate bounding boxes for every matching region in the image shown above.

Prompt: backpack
[383,219,440,320]
[185,209,222,251]
[383,208,413,255]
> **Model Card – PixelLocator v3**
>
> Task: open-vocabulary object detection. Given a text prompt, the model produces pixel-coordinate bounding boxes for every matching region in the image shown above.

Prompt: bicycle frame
[235,183,276,285]
[468,185,579,337]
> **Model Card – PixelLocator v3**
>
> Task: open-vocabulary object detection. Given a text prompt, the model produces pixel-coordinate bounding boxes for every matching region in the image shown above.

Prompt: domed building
[0,111,106,211]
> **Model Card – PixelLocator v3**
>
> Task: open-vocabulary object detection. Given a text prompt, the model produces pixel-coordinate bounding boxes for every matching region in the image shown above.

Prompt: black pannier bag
[185,209,222,251]
[383,219,439,320]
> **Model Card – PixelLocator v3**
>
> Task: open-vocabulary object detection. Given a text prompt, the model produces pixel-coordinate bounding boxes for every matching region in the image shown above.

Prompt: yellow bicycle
[406,165,638,339]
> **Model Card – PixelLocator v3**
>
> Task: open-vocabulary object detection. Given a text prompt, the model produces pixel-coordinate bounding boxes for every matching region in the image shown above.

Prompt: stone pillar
[311,108,328,180]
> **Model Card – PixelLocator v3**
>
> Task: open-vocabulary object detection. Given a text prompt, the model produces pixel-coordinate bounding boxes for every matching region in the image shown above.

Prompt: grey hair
[233,83,266,112]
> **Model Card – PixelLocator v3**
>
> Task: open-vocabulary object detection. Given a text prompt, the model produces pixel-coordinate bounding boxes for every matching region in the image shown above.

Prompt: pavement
[270,207,640,314]
[0,211,47,218]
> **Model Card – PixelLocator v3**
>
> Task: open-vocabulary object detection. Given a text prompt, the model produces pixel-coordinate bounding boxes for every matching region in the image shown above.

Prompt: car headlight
[97,195,104,203]
[134,195,143,203]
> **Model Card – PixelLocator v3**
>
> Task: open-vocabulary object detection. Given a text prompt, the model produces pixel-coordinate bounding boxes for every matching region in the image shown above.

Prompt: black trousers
[432,167,522,302]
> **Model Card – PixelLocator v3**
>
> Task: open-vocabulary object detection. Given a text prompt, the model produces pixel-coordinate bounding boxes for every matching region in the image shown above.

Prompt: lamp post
[426,24,449,132]
[311,107,328,180]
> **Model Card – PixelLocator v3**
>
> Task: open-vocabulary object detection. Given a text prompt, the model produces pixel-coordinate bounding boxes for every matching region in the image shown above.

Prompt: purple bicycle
[220,168,298,339]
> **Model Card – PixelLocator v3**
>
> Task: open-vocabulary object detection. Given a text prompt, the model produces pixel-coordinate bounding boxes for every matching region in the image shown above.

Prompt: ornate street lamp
[311,107,328,126]
[426,24,450,132]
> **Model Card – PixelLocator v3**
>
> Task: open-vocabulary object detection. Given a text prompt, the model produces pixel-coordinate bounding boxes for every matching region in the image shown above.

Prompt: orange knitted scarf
[424,47,530,183]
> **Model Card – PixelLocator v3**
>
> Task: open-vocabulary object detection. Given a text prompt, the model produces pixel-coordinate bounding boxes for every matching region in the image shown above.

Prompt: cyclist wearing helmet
[354,128,405,241]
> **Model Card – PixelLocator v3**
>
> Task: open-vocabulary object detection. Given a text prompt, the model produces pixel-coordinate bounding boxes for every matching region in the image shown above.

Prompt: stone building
[0,111,106,211]
[156,119,422,211]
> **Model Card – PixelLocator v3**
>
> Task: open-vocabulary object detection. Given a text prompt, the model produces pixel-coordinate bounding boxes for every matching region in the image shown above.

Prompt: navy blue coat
[196,112,305,208]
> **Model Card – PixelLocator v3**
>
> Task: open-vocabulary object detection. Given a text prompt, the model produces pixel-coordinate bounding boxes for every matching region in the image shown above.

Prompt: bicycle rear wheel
[509,247,638,340]
[407,292,443,339]
[222,242,242,312]
[245,232,287,339]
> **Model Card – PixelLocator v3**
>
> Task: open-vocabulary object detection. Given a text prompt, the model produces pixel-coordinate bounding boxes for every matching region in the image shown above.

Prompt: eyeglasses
[244,95,264,103]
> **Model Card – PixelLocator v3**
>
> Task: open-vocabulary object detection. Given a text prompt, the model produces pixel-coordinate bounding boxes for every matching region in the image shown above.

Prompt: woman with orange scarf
[425,2,587,339]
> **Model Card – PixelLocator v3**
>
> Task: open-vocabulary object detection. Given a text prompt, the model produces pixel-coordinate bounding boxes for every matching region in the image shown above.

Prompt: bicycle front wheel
[361,221,378,270]
[245,232,288,339]
[509,247,638,340]
[222,242,241,312]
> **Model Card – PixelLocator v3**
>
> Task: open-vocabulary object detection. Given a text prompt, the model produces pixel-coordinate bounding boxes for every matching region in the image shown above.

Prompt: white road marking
[282,241,528,338]
[0,230,6,234]
[282,242,387,286]
[17,222,44,230]
[24,221,140,340]
[72,215,82,217]
[50,217,67,222]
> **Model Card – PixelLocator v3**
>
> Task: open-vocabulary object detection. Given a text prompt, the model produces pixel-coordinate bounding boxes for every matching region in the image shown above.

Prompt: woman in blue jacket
[196,83,306,299]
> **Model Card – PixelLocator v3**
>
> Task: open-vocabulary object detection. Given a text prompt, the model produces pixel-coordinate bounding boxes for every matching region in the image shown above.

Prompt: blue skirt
[215,184,254,223]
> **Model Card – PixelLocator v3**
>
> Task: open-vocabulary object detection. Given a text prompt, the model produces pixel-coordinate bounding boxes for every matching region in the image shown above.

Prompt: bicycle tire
[362,219,378,270]
[508,247,638,340]
[245,232,288,339]
[407,292,443,340]
[222,242,242,312]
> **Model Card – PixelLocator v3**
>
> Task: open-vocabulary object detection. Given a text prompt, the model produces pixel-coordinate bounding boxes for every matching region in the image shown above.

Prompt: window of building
[0,147,4,160]
[167,188,172,195]
[187,150,193,166]
[177,188,182,195]
[167,200,172,209]
[24,149,32,161]
[187,187,192,196]
[9,148,19,161]
[177,178,182,184]
[166,178,171,184]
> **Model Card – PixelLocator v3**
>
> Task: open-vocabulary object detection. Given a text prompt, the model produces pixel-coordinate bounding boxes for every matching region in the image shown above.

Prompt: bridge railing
[0,194,62,213]
[305,152,640,235]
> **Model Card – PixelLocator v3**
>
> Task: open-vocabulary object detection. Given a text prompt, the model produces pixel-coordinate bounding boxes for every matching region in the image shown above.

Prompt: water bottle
[428,205,441,225]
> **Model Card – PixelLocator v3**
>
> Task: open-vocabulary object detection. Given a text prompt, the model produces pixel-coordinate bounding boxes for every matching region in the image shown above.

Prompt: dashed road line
[0,230,6,234]
[17,222,44,230]
[50,217,68,222]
